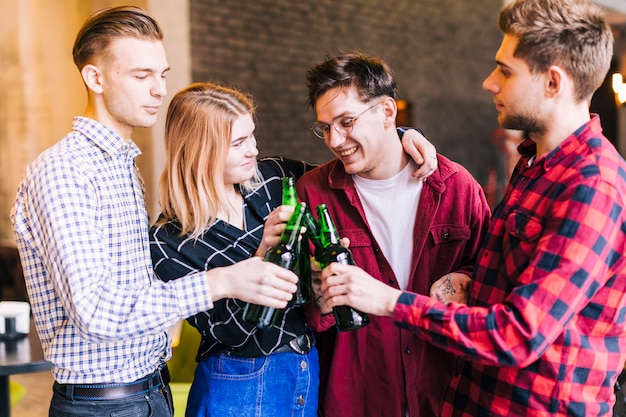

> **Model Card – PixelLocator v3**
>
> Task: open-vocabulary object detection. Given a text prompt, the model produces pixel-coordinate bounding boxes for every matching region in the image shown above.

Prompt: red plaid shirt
[394,116,626,416]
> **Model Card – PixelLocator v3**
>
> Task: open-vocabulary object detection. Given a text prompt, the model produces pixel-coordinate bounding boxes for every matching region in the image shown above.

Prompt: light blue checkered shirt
[11,117,213,384]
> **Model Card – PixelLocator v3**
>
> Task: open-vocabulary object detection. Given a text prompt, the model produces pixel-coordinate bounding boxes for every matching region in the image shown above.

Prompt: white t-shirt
[352,160,423,290]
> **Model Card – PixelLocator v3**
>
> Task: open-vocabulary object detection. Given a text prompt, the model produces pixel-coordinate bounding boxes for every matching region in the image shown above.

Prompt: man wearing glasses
[296,53,491,417]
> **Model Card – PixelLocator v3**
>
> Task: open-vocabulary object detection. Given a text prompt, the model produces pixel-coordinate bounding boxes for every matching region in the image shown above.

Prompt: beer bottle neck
[280,202,305,249]
[317,204,341,247]
[282,177,297,207]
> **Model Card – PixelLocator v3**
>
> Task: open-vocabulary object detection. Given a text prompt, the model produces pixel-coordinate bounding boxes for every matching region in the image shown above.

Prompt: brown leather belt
[54,365,170,400]
[274,332,314,355]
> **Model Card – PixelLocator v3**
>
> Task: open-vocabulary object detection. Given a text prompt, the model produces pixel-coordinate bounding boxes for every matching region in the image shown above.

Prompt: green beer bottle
[315,204,369,331]
[282,178,311,305]
[243,202,306,329]
[303,206,323,252]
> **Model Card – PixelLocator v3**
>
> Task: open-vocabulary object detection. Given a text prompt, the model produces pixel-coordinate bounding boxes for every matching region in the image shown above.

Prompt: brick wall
[189,0,504,186]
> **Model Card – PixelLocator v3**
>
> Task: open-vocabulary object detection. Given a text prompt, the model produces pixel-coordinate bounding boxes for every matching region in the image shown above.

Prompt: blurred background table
[0,318,51,417]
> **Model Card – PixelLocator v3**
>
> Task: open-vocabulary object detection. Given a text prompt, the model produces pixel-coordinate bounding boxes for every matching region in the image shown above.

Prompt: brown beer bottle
[315,204,369,331]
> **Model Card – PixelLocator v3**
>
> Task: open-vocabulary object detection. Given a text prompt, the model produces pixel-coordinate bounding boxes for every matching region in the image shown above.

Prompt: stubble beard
[500,113,546,137]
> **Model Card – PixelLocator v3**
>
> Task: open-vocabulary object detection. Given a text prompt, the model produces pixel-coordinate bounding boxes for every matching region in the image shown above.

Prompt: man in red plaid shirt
[318,0,626,415]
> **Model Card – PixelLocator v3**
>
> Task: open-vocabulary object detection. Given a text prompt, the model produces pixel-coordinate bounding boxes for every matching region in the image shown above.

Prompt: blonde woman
[149,82,319,416]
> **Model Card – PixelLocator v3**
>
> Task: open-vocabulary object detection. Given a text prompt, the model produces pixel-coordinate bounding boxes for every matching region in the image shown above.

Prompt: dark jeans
[49,380,173,417]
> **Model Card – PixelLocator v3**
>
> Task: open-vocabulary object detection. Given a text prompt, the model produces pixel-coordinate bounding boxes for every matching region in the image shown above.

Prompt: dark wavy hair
[306,53,397,108]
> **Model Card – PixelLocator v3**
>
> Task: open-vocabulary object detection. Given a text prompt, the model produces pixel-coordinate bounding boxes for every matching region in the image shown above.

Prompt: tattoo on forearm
[441,273,456,296]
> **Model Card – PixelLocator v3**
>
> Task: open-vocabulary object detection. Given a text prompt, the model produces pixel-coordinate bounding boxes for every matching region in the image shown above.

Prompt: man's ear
[545,65,565,98]
[382,97,397,128]
[81,64,104,94]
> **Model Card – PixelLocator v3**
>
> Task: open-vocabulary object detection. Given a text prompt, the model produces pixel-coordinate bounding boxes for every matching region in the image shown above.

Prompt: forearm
[393,291,536,366]
[65,265,211,341]
[42,210,210,340]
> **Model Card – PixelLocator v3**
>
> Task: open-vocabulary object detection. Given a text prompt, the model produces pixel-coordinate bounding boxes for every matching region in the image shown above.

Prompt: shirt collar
[517,115,603,171]
[72,116,141,159]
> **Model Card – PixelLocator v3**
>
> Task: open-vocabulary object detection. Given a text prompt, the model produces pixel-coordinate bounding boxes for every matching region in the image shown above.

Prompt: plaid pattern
[150,157,315,358]
[394,116,626,416]
[11,117,213,384]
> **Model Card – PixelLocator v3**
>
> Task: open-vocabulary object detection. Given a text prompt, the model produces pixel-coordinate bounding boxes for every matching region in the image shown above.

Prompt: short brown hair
[499,0,613,102]
[72,6,163,70]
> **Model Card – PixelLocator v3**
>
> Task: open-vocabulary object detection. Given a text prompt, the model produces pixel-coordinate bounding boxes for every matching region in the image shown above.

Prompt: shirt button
[297,395,305,406]
[443,232,449,239]
[405,347,411,354]
[388,279,395,285]
[300,360,307,370]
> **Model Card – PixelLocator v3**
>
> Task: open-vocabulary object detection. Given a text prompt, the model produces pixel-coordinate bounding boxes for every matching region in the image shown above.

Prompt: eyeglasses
[310,100,385,140]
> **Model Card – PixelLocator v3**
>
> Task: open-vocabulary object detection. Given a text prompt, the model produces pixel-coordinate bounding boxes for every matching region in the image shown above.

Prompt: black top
[149,157,315,359]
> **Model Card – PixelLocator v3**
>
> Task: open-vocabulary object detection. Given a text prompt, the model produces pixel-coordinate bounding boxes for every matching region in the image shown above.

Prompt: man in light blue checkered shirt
[10,6,298,417]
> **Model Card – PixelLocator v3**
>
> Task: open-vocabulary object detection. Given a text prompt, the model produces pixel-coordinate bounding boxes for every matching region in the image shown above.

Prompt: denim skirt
[185,347,319,417]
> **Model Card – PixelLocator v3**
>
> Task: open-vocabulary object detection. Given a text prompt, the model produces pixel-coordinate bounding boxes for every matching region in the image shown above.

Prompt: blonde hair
[158,82,259,238]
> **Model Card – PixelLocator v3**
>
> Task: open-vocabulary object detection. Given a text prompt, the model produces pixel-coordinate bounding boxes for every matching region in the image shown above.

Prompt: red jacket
[297,155,491,417]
